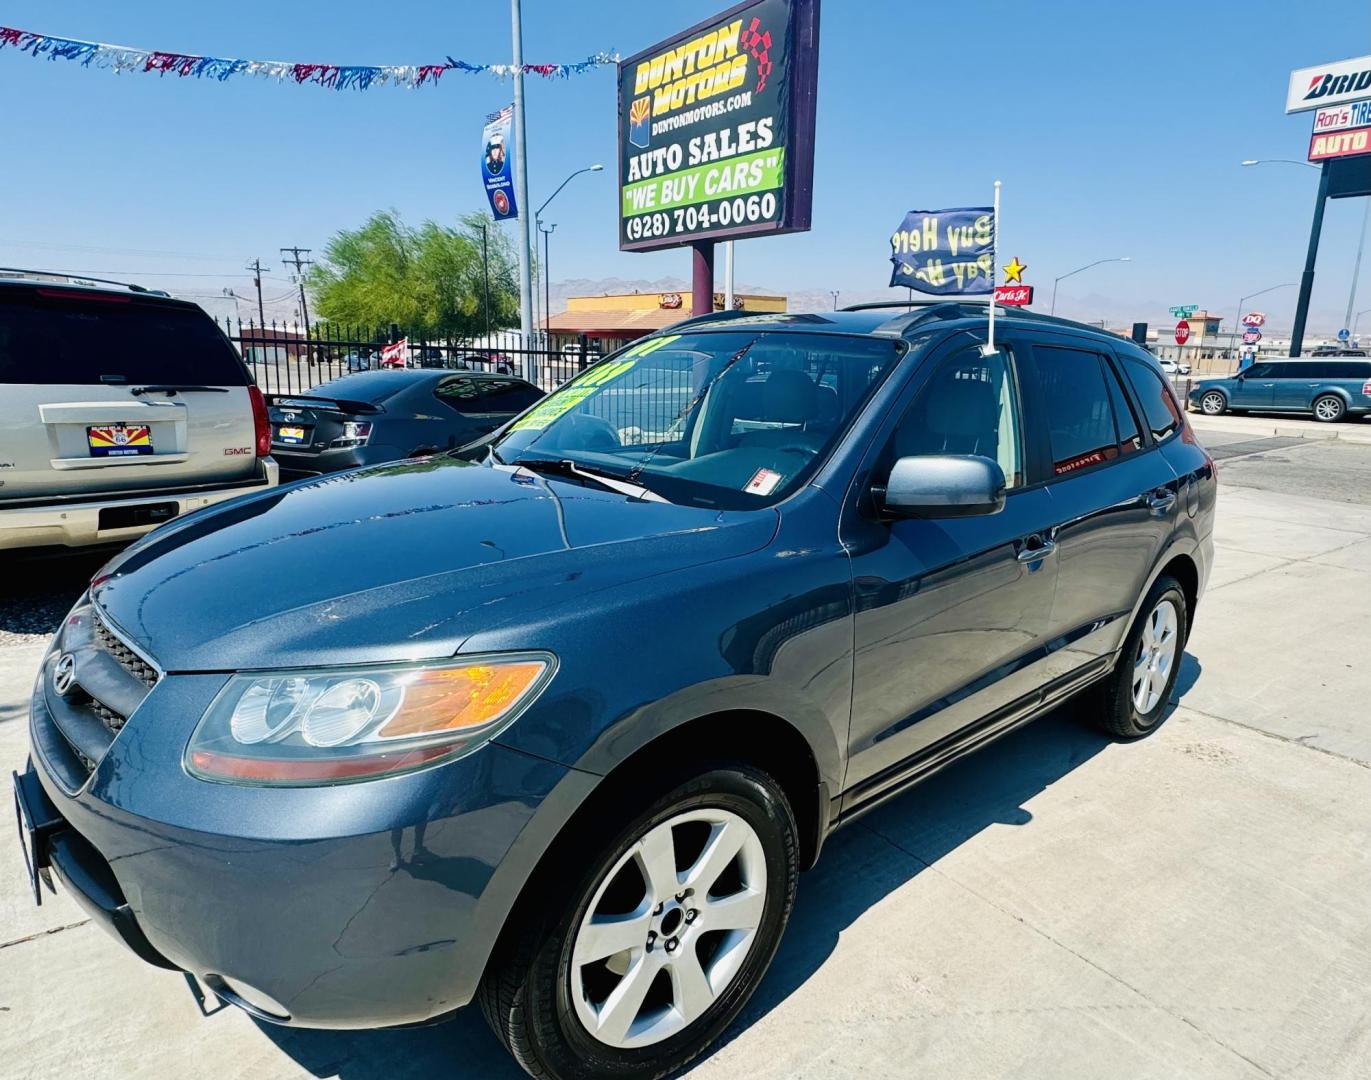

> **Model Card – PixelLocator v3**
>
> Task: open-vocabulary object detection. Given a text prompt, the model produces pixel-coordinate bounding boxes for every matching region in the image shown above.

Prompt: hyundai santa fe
[16,303,1215,1080]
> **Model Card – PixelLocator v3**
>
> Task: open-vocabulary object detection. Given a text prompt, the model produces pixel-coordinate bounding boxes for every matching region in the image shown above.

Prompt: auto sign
[1241,312,1266,328]
[1175,320,1191,346]
[617,0,820,252]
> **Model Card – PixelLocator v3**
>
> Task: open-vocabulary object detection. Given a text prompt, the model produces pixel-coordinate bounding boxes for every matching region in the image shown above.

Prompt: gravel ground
[0,551,108,648]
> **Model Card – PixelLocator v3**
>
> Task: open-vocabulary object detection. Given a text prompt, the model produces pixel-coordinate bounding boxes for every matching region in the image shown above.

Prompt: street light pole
[539,222,557,346]
[1241,159,1324,358]
[1343,198,1371,335]
[830,290,840,310]
[1352,306,1371,342]
[1050,257,1131,316]
[509,0,535,379]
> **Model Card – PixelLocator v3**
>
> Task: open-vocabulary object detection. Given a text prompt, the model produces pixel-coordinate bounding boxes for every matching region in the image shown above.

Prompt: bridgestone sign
[617,0,820,252]
[1287,54,1371,114]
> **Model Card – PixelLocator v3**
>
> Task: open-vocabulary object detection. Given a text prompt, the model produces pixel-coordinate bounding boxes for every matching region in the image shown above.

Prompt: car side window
[435,377,483,416]
[884,345,1024,489]
[1103,360,1143,455]
[1033,346,1129,475]
[1244,363,1273,379]
[480,379,543,413]
[1121,356,1182,443]
[1267,363,1296,379]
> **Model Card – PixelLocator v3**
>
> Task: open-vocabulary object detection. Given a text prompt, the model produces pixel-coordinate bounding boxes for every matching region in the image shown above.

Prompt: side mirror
[878,454,1006,518]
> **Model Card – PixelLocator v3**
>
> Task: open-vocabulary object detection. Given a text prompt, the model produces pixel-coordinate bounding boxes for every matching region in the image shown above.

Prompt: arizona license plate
[276,426,306,443]
[87,424,153,457]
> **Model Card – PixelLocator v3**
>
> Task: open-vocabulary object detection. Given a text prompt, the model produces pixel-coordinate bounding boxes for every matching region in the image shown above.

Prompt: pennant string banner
[0,26,617,90]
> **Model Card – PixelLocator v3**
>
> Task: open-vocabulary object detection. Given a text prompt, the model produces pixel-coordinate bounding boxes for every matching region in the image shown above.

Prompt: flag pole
[985,179,1001,357]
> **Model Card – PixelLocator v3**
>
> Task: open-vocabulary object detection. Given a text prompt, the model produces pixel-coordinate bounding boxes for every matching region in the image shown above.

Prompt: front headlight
[185,654,555,785]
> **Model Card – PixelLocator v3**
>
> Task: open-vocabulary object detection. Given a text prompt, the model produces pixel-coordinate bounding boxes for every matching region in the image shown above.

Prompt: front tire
[1088,576,1187,739]
[481,765,799,1080]
[1313,394,1345,423]
[1199,390,1227,416]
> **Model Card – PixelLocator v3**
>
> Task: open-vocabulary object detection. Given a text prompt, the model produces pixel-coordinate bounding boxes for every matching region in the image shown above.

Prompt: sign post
[617,0,820,315]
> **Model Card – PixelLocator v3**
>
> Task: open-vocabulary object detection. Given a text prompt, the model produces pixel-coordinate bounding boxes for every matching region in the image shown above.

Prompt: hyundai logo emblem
[53,653,77,696]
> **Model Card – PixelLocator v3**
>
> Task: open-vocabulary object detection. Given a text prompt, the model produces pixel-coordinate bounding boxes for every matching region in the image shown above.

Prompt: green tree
[306,210,520,338]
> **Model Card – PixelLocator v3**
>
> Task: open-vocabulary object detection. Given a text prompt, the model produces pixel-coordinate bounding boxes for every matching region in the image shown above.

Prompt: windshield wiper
[517,458,668,503]
[129,384,230,396]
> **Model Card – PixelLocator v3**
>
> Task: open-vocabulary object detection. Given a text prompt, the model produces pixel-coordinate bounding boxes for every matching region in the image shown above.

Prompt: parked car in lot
[1158,358,1191,375]
[343,350,376,373]
[269,369,543,480]
[17,303,1215,1080]
[0,276,277,552]
[450,349,516,375]
[1188,358,1371,422]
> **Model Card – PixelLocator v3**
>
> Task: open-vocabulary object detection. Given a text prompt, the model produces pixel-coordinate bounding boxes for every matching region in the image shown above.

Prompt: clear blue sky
[1,0,1368,333]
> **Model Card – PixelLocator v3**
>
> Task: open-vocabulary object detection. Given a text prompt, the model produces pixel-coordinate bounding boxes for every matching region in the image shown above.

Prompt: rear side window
[1122,356,1182,442]
[1267,363,1298,378]
[1033,346,1127,475]
[479,379,543,413]
[435,377,484,415]
[0,291,247,386]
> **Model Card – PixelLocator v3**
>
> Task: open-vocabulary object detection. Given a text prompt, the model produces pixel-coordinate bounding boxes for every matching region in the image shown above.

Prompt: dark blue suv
[17,304,1215,1080]
[1188,358,1371,422]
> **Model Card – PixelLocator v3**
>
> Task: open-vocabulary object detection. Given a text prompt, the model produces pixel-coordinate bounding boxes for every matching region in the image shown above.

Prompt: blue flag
[889,207,995,294]
[481,106,519,220]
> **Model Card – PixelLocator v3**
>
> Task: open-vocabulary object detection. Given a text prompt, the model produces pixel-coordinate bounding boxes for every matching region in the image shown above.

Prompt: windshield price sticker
[745,467,783,495]
[509,338,684,433]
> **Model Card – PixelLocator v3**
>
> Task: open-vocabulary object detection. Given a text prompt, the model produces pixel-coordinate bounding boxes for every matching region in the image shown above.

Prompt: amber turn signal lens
[376,661,548,740]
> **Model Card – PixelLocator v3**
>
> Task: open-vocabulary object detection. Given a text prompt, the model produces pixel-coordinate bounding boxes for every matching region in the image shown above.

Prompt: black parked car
[268,369,543,479]
[18,303,1214,1080]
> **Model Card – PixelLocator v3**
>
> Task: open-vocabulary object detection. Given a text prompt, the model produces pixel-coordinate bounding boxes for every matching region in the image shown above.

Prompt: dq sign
[1241,312,1266,328]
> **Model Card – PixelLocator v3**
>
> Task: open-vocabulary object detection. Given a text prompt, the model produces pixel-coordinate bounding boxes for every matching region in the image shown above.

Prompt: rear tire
[480,765,799,1080]
[1313,394,1345,423]
[1199,390,1227,416]
[1087,576,1187,739]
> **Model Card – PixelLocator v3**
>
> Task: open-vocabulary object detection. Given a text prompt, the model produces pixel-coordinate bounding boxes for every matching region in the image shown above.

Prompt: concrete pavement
[2,440,1370,1080]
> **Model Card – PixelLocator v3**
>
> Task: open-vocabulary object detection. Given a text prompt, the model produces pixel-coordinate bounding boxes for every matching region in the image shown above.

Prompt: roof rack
[0,266,169,297]
[661,308,767,333]
[841,298,992,313]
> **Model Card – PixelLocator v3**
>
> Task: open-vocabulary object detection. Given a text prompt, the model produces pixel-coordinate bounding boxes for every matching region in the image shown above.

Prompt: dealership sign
[1310,126,1371,161]
[1287,54,1371,114]
[617,0,820,252]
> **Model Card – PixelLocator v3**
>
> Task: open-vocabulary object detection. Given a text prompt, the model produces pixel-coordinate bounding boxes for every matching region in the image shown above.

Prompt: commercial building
[542,290,787,354]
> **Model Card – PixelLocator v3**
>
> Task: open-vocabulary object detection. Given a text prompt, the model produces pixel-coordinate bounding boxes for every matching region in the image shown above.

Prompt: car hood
[91,458,777,671]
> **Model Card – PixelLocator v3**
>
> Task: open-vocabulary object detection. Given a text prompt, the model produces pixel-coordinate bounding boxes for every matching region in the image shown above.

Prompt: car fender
[1311,384,1354,407]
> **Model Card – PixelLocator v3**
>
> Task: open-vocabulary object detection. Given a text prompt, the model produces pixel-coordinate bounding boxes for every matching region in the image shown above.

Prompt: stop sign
[1175,319,1191,345]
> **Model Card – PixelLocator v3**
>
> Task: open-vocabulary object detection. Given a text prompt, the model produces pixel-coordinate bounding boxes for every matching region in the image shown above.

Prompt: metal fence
[215,318,592,397]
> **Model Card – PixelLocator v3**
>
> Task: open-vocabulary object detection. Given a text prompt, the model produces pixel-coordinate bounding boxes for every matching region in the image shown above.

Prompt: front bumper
[0,460,280,551]
[23,641,588,1028]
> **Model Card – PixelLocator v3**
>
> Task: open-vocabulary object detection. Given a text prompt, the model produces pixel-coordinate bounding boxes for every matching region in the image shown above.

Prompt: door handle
[1145,489,1177,514]
[1015,534,1057,563]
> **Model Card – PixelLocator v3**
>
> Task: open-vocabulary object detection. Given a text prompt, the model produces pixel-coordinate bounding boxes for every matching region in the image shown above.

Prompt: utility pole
[246,258,270,327]
[479,222,492,339]
[539,222,557,344]
[1290,162,1331,358]
[510,0,536,381]
[280,246,314,361]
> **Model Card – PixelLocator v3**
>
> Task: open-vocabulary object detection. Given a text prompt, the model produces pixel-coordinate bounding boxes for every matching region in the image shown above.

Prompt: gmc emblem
[224,447,252,456]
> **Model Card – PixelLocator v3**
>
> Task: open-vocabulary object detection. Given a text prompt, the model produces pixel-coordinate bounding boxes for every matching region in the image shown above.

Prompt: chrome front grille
[93,610,159,691]
[36,601,160,784]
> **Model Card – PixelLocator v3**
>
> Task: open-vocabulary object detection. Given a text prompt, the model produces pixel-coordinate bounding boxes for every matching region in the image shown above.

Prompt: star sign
[1003,257,1027,284]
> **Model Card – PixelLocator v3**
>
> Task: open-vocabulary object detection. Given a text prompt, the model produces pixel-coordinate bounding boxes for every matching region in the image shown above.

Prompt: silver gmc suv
[0,275,279,551]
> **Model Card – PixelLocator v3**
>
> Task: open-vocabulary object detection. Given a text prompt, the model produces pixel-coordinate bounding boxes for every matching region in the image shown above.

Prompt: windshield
[492,330,905,509]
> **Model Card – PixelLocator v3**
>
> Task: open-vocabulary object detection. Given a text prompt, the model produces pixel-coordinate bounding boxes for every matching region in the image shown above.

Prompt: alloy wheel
[1314,396,1343,422]
[570,808,767,1050]
[1132,598,1179,714]
[1201,391,1226,415]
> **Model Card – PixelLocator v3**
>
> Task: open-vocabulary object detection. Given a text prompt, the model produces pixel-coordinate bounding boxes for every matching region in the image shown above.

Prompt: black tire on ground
[1313,394,1346,423]
[479,764,799,1080]
[1086,575,1188,740]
